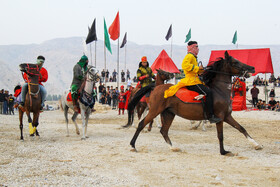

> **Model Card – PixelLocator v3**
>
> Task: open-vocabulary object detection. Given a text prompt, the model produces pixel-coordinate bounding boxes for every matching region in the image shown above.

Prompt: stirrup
[209,115,222,124]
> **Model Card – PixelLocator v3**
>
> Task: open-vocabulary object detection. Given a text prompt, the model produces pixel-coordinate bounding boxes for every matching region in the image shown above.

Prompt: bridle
[21,64,40,96]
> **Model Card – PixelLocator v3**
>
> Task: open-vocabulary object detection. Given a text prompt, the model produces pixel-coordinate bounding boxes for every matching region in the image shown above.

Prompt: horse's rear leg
[63,106,70,136]
[224,115,262,150]
[19,110,24,140]
[160,110,177,151]
[71,112,80,135]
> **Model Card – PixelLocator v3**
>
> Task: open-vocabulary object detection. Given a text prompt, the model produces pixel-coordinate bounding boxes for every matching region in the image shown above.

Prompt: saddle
[175,87,205,103]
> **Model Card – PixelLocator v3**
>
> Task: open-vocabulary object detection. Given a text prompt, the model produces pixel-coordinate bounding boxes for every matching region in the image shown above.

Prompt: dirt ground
[0,104,279,186]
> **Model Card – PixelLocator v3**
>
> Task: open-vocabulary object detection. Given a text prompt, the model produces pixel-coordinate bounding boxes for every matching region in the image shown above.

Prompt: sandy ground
[0,102,279,187]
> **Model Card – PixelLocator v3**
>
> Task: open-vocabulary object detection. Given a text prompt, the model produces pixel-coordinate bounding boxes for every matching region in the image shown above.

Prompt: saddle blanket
[175,87,205,103]
[66,92,73,102]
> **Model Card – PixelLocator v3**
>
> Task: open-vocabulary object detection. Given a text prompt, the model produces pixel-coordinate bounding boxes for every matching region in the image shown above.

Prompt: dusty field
[0,104,280,186]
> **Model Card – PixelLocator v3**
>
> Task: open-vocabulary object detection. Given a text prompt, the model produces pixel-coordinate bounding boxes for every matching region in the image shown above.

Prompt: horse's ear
[224,51,230,59]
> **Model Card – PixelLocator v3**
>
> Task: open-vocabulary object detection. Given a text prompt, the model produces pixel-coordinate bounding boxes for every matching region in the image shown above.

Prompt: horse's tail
[122,83,155,128]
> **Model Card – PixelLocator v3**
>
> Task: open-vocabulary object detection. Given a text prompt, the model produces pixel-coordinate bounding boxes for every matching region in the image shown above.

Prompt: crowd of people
[100,69,132,83]
[97,83,133,115]
[0,89,15,115]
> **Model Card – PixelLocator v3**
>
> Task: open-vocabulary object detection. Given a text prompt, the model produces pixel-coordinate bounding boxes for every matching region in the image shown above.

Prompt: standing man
[250,84,259,108]
[70,55,88,113]
[164,41,221,123]
[101,69,106,83]
[137,56,156,106]
[105,69,109,82]
[0,89,5,114]
[126,69,130,81]
[121,70,125,82]
[19,55,48,111]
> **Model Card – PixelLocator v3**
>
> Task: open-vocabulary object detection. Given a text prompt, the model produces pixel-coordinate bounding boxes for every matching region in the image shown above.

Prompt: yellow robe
[164,53,203,98]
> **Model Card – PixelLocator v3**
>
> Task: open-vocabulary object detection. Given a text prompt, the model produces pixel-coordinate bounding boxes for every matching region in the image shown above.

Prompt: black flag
[120,32,127,48]
[165,24,172,41]
[86,18,97,44]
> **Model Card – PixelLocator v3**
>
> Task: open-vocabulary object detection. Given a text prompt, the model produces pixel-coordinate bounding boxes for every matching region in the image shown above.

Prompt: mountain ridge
[0,37,279,95]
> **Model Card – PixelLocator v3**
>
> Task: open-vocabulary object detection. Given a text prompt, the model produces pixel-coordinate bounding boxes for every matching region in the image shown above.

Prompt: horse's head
[19,63,40,76]
[224,51,255,78]
[87,65,100,82]
[156,69,174,81]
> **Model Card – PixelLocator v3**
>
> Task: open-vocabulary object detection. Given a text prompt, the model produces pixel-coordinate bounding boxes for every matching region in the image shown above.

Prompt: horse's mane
[202,57,224,86]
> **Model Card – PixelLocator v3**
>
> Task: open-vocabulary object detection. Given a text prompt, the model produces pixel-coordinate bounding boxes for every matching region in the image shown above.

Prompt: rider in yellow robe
[164,41,221,123]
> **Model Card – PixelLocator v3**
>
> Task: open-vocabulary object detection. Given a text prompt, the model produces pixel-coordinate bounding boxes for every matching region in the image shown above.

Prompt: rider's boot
[208,115,222,124]
[72,98,80,113]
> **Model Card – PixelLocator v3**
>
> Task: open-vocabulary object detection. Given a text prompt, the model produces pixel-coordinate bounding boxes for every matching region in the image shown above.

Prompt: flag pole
[170,35,173,58]
[95,41,97,67]
[124,44,127,73]
[117,38,120,88]
[89,43,93,65]
[104,40,106,86]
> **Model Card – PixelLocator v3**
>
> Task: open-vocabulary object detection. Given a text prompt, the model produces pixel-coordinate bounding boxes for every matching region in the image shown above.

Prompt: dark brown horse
[124,69,174,130]
[18,63,42,140]
[126,51,263,155]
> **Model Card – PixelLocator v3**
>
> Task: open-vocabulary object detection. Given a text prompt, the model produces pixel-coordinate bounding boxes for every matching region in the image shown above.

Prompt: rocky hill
[0,37,279,95]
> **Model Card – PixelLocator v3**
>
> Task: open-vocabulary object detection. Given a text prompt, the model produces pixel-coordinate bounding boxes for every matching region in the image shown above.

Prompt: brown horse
[18,63,42,140]
[123,69,174,130]
[126,51,262,155]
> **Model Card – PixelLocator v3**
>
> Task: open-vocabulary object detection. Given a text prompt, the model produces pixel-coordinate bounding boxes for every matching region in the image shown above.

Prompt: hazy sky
[1,0,279,46]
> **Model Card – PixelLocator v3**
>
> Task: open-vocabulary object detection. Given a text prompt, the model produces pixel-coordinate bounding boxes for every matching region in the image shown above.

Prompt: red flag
[108,12,120,40]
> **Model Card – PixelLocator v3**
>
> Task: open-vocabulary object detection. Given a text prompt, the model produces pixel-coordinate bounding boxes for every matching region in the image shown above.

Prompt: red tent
[208,48,273,75]
[151,49,180,73]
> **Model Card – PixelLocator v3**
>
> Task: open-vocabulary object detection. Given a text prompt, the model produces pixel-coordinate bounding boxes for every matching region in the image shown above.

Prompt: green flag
[184,28,191,43]
[104,18,112,54]
[232,30,237,44]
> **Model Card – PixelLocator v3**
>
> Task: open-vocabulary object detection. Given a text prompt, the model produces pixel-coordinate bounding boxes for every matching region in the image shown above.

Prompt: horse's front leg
[81,108,87,140]
[19,110,24,140]
[32,112,40,137]
[26,111,35,136]
[71,112,80,135]
[84,108,91,138]
[216,121,232,155]
[224,115,263,150]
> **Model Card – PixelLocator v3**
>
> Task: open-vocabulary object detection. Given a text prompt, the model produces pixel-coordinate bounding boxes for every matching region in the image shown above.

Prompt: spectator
[250,84,259,108]
[133,76,137,83]
[3,90,9,114]
[260,101,267,110]
[101,69,106,83]
[109,76,113,82]
[105,69,109,82]
[256,99,262,110]
[121,70,125,82]
[111,89,118,110]
[112,69,117,82]
[0,89,4,114]
[269,89,275,98]
[106,86,111,106]
[118,85,126,115]
[127,78,132,89]
[268,97,277,110]
[93,86,98,103]
[275,101,280,112]
[232,78,243,97]
[98,83,104,103]
[126,69,130,81]
[8,94,15,115]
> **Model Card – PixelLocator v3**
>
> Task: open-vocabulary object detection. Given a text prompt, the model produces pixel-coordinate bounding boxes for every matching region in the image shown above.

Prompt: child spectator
[256,99,262,110]
[111,89,118,110]
[275,101,280,112]
[118,85,126,115]
[8,94,15,115]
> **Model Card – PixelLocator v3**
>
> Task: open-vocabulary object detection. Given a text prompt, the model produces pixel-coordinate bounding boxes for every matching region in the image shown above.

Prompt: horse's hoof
[170,147,182,152]
[130,148,137,152]
[190,127,198,130]
[86,136,89,138]
[224,152,238,157]
[81,137,86,140]
[76,132,80,135]
[66,135,69,137]
[30,134,34,137]
[255,145,263,150]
